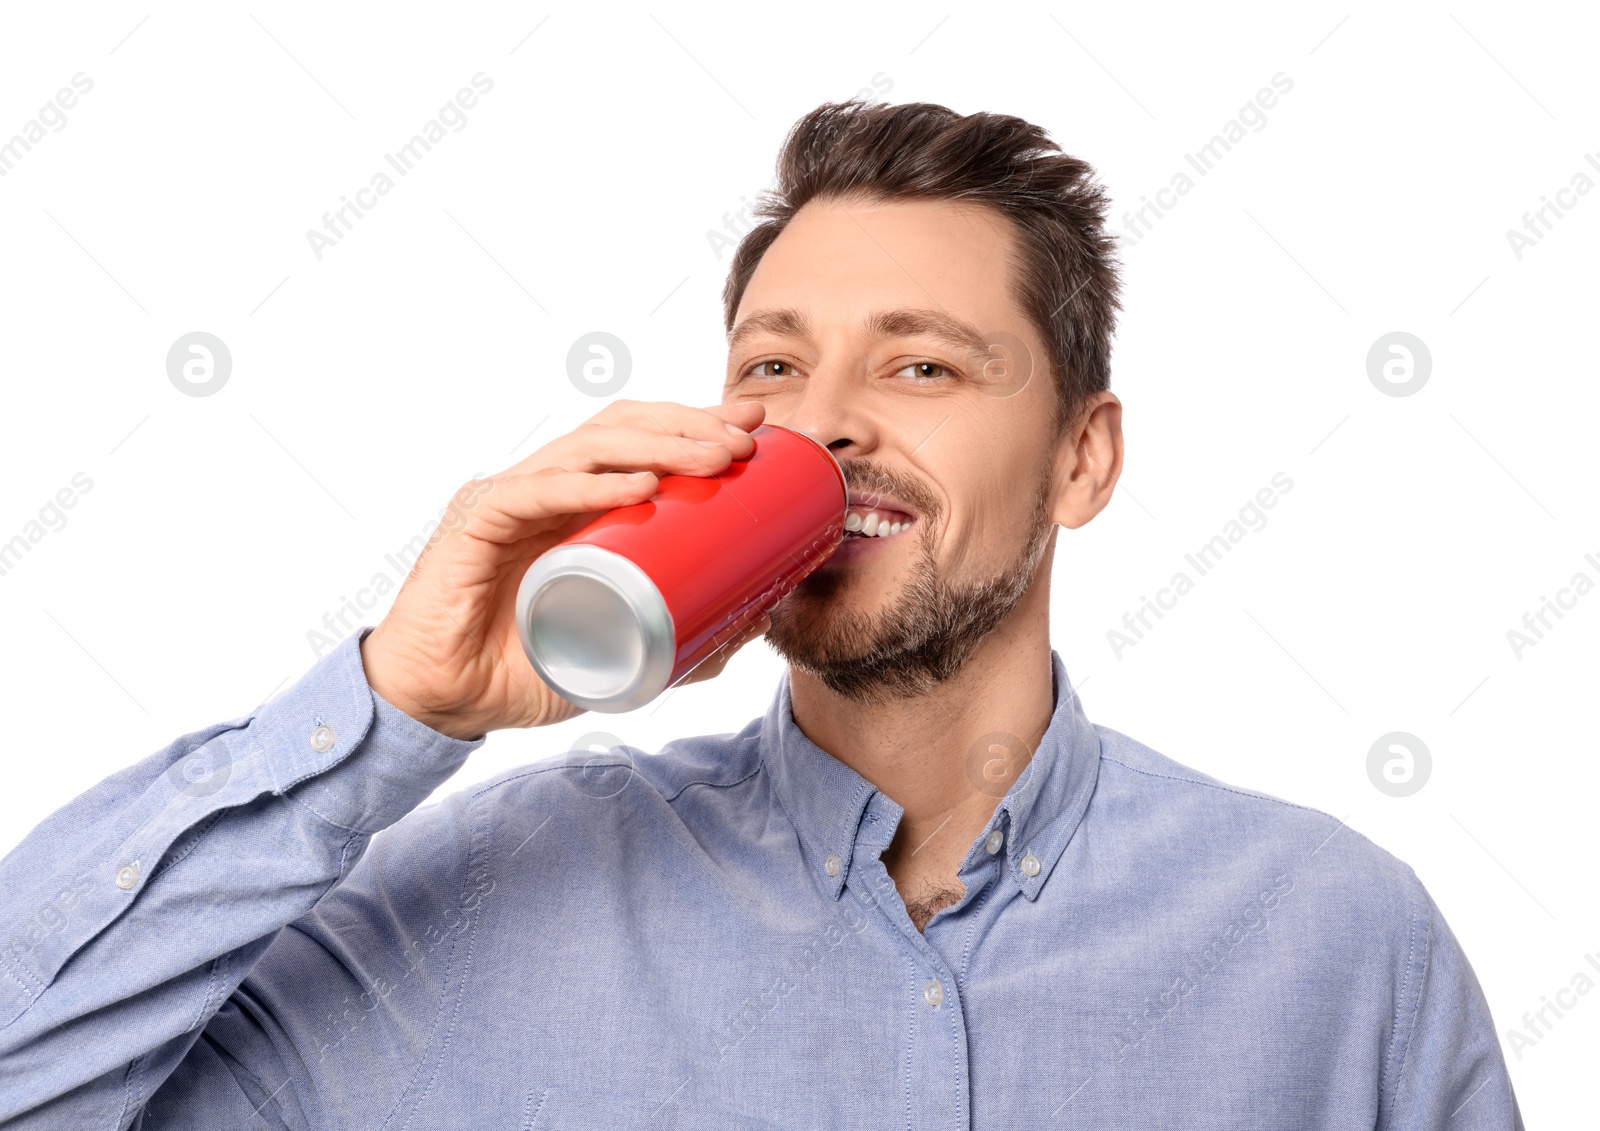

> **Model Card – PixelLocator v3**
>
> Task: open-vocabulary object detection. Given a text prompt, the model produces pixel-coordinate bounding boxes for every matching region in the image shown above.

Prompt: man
[0,100,1520,1128]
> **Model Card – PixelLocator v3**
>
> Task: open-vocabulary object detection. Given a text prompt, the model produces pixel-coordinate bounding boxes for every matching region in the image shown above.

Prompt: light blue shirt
[0,626,1521,1128]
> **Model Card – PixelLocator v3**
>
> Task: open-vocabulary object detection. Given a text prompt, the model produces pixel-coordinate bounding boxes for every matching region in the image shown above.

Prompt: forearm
[0,626,483,1128]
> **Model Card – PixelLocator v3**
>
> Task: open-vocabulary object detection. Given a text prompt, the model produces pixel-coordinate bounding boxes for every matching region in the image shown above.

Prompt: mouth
[841,492,918,540]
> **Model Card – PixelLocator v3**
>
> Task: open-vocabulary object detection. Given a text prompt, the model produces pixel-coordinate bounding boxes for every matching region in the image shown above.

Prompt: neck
[786,545,1058,918]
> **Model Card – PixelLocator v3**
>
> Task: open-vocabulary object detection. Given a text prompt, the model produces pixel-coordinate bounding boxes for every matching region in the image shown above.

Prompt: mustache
[838,457,942,523]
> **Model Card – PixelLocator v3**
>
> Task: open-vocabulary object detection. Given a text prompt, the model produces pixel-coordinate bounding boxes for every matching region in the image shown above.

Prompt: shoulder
[1088,723,1430,930]
[456,715,768,824]
[1083,727,1492,1116]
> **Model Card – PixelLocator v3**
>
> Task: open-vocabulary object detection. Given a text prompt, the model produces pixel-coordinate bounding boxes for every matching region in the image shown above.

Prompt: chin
[766,574,877,664]
[766,499,1055,703]
[766,560,991,704]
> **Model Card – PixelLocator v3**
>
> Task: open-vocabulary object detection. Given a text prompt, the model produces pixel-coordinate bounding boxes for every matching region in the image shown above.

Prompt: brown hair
[722,99,1123,430]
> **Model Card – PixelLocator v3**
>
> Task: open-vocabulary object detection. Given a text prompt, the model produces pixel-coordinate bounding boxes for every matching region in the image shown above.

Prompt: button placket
[904,950,969,1127]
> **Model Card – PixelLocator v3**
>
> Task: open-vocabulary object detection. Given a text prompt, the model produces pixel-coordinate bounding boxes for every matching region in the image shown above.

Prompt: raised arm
[0,628,483,1128]
[0,399,766,1128]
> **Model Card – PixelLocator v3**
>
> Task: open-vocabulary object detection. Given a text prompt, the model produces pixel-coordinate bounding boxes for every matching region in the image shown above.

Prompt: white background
[0,1,1593,1122]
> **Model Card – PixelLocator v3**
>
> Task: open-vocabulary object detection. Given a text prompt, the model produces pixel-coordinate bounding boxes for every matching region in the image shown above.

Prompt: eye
[745,359,800,379]
[895,361,954,381]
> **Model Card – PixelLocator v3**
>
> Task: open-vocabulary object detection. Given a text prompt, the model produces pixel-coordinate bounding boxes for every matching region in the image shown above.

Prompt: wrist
[380,691,487,743]
[359,629,488,742]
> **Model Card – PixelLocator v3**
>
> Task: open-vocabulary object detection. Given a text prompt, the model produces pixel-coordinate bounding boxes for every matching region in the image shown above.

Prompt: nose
[778,367,879,460]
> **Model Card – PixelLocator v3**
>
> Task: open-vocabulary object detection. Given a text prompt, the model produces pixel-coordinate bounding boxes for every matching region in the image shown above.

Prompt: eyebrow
[727,307,993,364]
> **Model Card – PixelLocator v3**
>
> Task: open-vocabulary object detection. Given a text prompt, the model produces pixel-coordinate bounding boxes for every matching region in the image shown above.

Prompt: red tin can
[514,424,847,712]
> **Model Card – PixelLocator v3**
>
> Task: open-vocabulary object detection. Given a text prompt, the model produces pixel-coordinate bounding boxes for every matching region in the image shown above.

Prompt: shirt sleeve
[0,626,485,1129]
[1383,880,1525,1130]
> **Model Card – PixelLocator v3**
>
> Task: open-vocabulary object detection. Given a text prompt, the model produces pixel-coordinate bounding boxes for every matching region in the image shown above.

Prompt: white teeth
[845,509,914,537]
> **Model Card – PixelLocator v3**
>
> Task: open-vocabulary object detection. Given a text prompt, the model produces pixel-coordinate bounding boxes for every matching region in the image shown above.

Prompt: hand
[360,398,767,739]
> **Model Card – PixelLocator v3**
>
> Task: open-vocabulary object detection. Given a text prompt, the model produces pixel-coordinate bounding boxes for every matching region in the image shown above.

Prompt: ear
[1049,392,1123,530]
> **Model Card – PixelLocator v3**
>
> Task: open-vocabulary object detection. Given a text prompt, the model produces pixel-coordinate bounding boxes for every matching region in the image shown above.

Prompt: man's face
[723,195,1066,699]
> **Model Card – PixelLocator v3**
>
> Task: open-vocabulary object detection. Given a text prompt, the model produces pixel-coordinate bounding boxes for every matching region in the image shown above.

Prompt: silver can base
[515,544,676,713]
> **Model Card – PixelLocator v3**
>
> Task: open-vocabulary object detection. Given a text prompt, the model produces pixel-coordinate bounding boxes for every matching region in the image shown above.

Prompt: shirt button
[310,725,336,753]
[985,828,1005,855]
[1020,852,1041,877]
[115,862,140,890]
[924,979,944,1007]
[823,854,842,877]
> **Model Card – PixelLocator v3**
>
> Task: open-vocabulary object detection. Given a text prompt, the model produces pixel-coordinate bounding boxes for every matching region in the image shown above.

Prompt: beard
[765,458,1055,703]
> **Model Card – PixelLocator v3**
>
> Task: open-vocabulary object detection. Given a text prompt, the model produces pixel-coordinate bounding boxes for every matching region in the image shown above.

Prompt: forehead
[733,196,1024,332]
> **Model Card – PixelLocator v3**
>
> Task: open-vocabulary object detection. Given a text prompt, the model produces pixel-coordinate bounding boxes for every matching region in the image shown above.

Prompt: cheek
[926,402,1054,513]
[936,474,1029,572]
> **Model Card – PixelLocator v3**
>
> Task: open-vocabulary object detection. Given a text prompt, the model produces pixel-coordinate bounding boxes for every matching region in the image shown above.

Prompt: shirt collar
[760,651,1102,902]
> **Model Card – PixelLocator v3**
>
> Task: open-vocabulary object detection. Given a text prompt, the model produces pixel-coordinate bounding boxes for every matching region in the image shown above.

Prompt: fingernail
[696,439,726,449]
[724,423,747,438]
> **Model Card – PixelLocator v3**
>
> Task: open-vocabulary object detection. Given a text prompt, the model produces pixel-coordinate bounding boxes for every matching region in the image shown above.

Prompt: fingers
[421,399,768,571]
[591,400,757,456]
[542,424,745,477]
[595,399,761,447]
[458,468,662,540]
[505,400,761,479]
[705,399,766,432]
